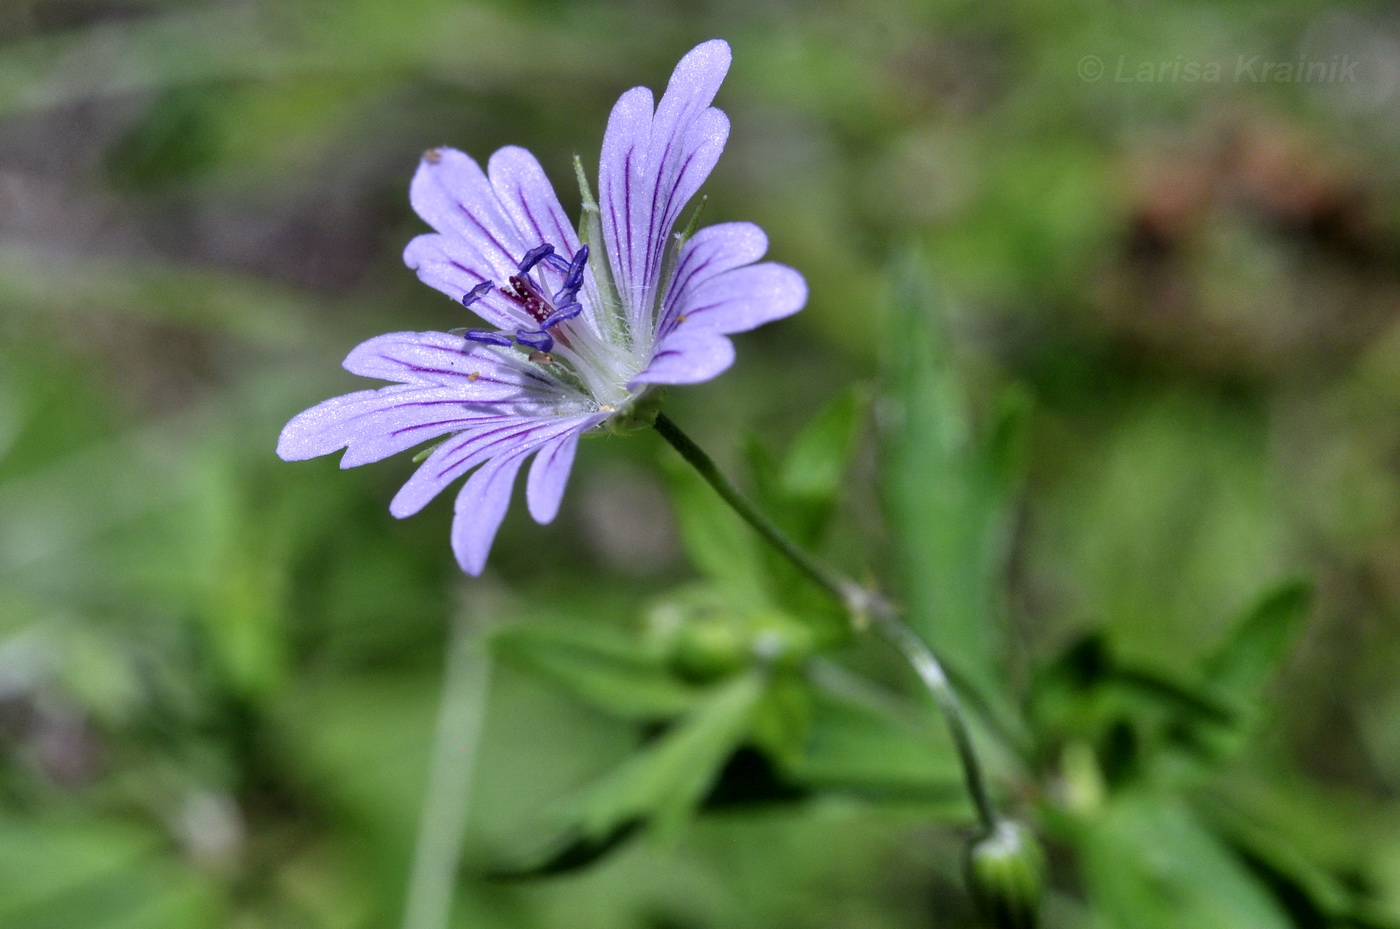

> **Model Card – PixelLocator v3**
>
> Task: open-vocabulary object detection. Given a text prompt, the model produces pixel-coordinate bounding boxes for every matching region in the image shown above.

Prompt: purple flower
[277,40,806,575]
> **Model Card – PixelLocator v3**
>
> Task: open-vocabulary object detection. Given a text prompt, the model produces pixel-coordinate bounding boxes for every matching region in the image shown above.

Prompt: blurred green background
[4,1,1400,927]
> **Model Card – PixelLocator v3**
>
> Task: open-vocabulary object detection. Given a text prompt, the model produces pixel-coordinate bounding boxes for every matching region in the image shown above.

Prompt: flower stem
[653,412,1000,835]
[653,413,851,601]
[873,612,999,834]
[401,614,493,929]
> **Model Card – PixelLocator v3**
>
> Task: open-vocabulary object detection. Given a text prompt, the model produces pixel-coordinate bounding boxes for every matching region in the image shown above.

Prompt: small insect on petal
[424,148,443,164]
[528,350,556,364]
[468,372,480,382]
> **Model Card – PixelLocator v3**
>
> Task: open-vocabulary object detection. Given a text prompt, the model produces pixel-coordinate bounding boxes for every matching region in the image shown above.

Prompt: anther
[553,246,590,305]
[542,252,572,274]
[461,280,494,308]
[464,330,512,347]
[518,244,554,275]
[538,302,582,330]
[515,329,554,353]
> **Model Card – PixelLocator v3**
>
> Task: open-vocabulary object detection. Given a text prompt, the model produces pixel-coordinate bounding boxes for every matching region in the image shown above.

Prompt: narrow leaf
[493,622,700,720]
[570,672,765,839]
[1205,579,1312,710]
[878,249,1022,715]
[662,455,769,603]
[775,386,868,544]
[1083,794,1292,929]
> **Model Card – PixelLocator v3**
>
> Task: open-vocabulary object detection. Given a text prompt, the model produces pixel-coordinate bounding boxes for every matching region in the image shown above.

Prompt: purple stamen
[515,328,554,352]
[565,245,589,287]
[518,244,554,275]
[461,280,494,307]
[464,329,513,347]
[553,245,590,305]
[542,252,572,274]
[458,244,590,356]
[538,302,583,330]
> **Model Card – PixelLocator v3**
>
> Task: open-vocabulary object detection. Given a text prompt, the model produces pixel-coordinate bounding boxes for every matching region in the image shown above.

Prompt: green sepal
[604,388,666,436]
[967,821,1046,929]
[573,153,627,347]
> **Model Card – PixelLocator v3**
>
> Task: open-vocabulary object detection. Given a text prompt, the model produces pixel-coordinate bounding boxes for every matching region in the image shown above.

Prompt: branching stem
[653,412,1000,835]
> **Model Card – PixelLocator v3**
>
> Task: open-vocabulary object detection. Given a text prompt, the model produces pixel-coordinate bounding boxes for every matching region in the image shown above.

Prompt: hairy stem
[653,412,1000,835]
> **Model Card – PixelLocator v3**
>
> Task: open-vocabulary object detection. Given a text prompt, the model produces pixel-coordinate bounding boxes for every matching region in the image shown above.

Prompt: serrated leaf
[1030,633,1236,779]
[493,621,700,720]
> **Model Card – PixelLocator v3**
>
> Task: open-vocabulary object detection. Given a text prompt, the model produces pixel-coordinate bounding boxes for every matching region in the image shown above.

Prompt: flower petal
[658,221,768,333]
[342,331,561,393]
[277,383,528,467]
[409,148,524,278]
[451,450,528,576]
[526,427,587,524]
[283,392,468,468]
[487,146,582,261]
[630,328,736,387]
[450,414,601,575]
[403,234,533,330]
[390,417,535,518]
[388,414,597,519]
[642,106,728,299]
[405,148,556,331]
[599,40,732,328]
[598,85,654,312]
[666,263,807,338]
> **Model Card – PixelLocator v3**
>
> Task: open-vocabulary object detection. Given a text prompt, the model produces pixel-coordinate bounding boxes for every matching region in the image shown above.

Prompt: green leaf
[0,817,220,929]
[1196,771,1400,929]
[750,671,813,771]
[662,455,769,603]
[1204,579,1312,712]
[1029,633,1236,783]
[879,249,1024,718]
[786,664,967,810]
[1082,794,1292,929]
[568,672,765,841]
[487,822,644,881]
[493,621,701,720]
[774,386,868,544]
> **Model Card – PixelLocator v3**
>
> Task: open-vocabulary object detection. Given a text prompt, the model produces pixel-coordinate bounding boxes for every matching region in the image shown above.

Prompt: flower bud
[966,820,1045,929]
